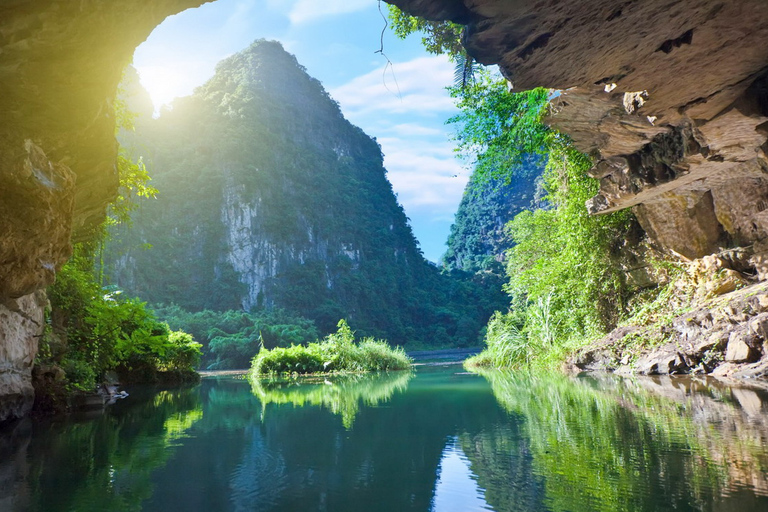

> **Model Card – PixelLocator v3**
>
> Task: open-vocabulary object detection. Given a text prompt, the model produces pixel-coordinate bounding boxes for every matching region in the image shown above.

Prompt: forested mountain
[443,157,544,275]
[106,40,504,349]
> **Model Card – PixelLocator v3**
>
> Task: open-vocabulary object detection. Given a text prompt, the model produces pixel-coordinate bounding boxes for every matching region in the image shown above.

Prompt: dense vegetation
[151,305,319,370]
[106,40,506,362]
[39,96,202,395]
[389,8,642,369]
[442,155,544,276]
[44,252,201,392]
[250,320,412,376]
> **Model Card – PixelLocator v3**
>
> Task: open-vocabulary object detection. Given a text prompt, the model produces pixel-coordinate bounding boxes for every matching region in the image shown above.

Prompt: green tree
[389,10,639,367]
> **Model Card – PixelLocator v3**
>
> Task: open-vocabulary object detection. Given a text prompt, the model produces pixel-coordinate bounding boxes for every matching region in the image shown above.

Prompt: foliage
[439,52,637,368]
[448,70,551,175]
[387,4,476,88]
[387,5,464,58]
[152,304,319,370]
[250,320,412,376]
[505,146,635,332]
[465,145,635,369]
[250,370,413,429]
[45,248,201,391]
[443,155,544,275]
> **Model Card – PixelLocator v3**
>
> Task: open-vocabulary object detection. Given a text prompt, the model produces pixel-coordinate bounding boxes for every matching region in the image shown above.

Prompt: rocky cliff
[392,0,768,264]
[106,40,501,347]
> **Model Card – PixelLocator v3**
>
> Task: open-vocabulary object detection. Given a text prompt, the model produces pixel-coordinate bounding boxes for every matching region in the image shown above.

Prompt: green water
[2,366,768,511]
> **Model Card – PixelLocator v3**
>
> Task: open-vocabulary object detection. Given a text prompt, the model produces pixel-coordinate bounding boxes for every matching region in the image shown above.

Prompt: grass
[249,320,412,376]
[464,303,583,371]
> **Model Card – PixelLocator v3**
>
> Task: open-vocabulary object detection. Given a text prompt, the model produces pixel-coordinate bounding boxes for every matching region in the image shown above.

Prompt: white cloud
[379,137,467,214]
[288,0,374,24]
[326,55,467,221]
[329,55,456,117]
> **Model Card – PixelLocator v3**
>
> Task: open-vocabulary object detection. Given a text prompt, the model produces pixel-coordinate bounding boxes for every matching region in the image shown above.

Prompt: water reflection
[432,438,491,512]
[250,371,414,428]
[474,370,768,511]
[0,385,202,512]
[2,368,768,511]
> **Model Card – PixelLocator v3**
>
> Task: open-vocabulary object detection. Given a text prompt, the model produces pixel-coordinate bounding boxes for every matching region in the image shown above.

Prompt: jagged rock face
[106,41,458,341]
[392,0,768,260]
[0,0,205,421]
[0,291,46,423]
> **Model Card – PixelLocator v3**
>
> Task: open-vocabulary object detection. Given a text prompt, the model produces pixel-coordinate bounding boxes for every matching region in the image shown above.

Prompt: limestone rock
[725,332,758,363]
[0,140,75,300]
[394,0,768,131]
[394,0,768,260]
[0,291,46,423]
[748,312,768,339]
[0,0,208,419]
[635,350,688,375]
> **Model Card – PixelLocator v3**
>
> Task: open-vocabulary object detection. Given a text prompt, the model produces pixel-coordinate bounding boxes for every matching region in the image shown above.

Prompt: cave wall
[0,0,208,422]
[392,0,768,262]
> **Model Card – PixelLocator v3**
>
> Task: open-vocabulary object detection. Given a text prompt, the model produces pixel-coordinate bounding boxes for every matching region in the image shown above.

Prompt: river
[1,366,768,511]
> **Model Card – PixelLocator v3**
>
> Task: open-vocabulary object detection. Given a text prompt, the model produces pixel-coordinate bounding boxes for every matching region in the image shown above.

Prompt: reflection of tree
[250,371,414,428]
[25,385,202,512]
[457,426,545,512]
[474,369,768,511]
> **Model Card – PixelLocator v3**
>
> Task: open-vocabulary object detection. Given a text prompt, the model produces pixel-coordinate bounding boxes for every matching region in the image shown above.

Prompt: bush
[45,254,201,389]
[250,320,412,376]
[152,305,319,369]
[60,358,97,393]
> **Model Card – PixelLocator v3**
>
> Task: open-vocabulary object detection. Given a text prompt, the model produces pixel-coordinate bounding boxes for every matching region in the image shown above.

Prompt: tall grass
[465,293,574,370]
[250,320,412,376]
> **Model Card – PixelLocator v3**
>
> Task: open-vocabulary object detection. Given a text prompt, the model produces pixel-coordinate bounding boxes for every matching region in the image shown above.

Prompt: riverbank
[571,280,768,378]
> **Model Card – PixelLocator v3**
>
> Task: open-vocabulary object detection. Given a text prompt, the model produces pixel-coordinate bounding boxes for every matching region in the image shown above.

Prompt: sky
[132,0,470,263]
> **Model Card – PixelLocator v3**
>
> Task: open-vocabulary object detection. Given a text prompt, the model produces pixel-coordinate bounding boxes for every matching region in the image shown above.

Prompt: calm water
[2,366,768,511]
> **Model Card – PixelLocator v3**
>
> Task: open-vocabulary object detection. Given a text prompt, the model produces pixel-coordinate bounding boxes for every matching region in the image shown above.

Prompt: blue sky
[133,0,471,262]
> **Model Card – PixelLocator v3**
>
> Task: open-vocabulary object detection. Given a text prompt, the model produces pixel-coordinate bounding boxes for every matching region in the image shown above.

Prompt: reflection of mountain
[250,371,414,428]
[9,369,765,511]
[474,369,768,511]
[142,370,512,512]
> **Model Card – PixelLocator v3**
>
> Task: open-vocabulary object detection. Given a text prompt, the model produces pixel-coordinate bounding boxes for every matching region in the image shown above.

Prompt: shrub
[46,254,201,388]
[250,320,411,376]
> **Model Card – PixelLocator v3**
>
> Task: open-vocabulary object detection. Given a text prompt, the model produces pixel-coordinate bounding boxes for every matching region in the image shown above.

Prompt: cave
[3,0,768,421]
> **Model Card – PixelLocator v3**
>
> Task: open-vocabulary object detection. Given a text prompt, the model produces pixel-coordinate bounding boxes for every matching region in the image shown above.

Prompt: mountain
[106,40,505,347]
[443,157,545,275]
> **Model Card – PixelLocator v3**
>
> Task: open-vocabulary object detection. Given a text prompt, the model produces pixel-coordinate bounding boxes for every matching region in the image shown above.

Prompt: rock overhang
[392,0,768,260]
